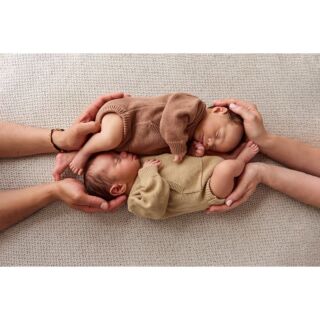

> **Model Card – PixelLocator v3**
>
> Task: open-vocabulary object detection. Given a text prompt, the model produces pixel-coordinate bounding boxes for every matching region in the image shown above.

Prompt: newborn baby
[82,141,259,220]
[53,93,244,180]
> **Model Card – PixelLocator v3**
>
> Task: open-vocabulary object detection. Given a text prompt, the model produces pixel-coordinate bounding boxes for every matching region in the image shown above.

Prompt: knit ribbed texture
[0,54,319,266]
[94,93,207,155]
[128,154,227,220]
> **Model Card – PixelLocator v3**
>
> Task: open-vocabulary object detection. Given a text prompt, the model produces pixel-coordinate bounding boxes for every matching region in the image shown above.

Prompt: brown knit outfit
[95,93,207,156]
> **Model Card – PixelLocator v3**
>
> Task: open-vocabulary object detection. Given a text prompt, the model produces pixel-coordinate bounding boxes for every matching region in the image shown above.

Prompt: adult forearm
[261,163,320,208]
[0,122,56,157]
[258,134,320,177]
[0,183,58,231]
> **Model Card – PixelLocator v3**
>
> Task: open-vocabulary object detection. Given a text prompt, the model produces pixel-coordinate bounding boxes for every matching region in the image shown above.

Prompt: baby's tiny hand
[143,159,162,169]
[173,151,187,163]
[188,141,205,157]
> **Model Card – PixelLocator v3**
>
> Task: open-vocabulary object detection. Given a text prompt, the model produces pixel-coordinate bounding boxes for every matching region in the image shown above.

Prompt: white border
[1,267,319,320]
[0,0,319,52]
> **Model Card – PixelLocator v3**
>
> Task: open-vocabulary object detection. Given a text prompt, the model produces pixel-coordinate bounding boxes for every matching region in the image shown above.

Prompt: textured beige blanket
[0,54,319,266]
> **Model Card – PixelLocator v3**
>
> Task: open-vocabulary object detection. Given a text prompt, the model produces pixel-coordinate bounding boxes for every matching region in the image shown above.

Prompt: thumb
[224,184,246,207]
[229,103,252,120]
[77,121,100,135]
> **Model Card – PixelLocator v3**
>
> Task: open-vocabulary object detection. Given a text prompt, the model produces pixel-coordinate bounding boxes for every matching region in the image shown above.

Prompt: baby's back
[128,154,225,220]
[95,93,207,156]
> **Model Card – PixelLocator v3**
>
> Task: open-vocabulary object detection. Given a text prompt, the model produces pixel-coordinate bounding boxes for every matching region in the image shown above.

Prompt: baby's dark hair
[228,109,243,125]
[208,105,243,125]
[83,154,116,201]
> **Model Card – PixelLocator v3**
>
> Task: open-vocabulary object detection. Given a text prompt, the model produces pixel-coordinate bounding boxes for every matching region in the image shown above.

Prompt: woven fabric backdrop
[0,54,319,266]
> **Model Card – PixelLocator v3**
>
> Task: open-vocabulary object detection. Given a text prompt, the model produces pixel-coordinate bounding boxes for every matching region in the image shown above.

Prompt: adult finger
[228,103,257,120]
[213,99,257,110]
[106,195,127,211]
[212,98,239,107]
[75,92,125,123]
[76,121,101,136]
[72,205,108,213]
[206,195,247,213]
[206,204,234,213]
[76,193,110,209]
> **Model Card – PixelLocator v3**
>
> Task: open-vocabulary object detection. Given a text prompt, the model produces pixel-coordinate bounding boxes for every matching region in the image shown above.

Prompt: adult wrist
[254,132,273,150]
[49,181,61,202]
[51,129,71,151]
[256,163,270,185]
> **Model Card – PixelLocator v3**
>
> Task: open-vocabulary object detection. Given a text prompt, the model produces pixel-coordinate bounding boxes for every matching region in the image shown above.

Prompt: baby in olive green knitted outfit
[82,141,259,220]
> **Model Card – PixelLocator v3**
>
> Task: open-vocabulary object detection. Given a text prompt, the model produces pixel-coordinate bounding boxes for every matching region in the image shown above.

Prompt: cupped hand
[55,178,127,213]
[212,99,268,145]
[74,92,130,124]
[206,162,263,213]
[54,92,130,151]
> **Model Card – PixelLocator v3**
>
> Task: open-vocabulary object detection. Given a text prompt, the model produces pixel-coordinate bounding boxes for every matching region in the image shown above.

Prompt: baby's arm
[209,141,259,199]
[160,93,205,163]
[127,160,170,220]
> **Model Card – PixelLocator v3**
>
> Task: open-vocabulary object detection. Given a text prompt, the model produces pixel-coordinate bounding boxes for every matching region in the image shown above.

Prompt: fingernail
[229,103,238,110]
[100,202,109,210]
[226,200,233,207]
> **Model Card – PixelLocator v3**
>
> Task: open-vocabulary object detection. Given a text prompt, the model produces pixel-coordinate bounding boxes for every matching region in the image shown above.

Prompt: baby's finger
[173,155,182,163]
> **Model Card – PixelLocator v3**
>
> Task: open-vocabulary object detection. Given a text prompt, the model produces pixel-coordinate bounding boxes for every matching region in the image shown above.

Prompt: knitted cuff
[168,142,187,156]
[205,179,225,206]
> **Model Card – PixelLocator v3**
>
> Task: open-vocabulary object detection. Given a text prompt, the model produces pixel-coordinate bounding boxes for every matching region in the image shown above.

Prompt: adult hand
[212,99,268,145]
[54,92,130,151]
[55,178,127,213]
[206,163,263,213]
[75,92,130,123]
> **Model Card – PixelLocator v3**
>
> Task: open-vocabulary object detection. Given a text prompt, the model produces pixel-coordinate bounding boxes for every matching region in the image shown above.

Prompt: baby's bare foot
[69,153,89,176]
[53,152,77,181]
[237,141,259,164]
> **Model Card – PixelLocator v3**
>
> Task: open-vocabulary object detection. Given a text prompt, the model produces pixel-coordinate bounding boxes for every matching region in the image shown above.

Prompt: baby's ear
[210,106,228,114]
[109,183,127,196]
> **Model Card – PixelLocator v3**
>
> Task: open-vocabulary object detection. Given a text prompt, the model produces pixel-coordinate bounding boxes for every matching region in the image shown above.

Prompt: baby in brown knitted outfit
[80,141,259,220]
[53,93,244,180]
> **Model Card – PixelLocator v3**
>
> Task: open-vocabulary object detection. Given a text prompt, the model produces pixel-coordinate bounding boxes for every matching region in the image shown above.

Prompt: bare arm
[0,122,56,157]
[0,92,127,158]
[213,99,320,176]
[0,183,57,230]
[0,179,126,231]
[207,162,320,213]
[258,134,320,177]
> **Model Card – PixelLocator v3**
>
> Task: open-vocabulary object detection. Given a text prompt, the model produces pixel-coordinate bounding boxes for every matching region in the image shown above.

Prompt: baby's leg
[210,141,259,199]
[69,113,123,175]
